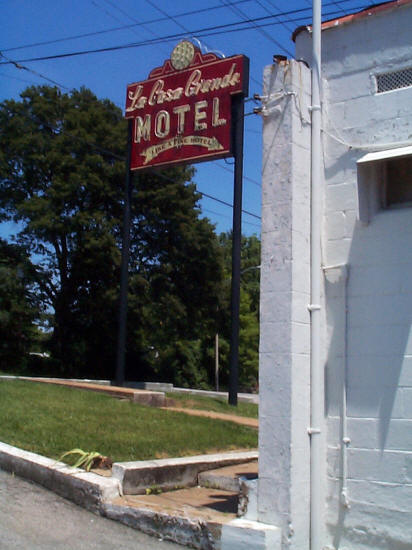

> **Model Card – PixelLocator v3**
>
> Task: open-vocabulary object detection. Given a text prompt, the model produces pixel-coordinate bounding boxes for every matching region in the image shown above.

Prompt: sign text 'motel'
[125,41,248,170]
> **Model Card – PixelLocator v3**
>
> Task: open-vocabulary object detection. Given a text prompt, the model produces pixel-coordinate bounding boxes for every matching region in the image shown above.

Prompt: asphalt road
[0,469,185,550]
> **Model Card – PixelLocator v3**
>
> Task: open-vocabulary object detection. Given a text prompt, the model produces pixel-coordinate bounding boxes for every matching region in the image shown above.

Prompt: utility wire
[1,0,368,56]
[0,4,362,66]
[0,52,70,89]
[219,0,294,57]
[254,0,295,33]
[92,0,164,43]
[2,104,261,221]
[218,0,290,87]
[1,0,253,53]
[156,174,261,220]
[302,0,348,16]
[0,71,38,86]
[195,208,260,229]
[215,161,261,188]
[1,48,261,194]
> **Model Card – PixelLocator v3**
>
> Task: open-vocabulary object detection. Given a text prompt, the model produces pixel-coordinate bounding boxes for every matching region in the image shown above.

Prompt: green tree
[215,232,261,391]
[125,167,223,384]
[0,86,125,377]
[0,239,40,371]
[0,85,224,383]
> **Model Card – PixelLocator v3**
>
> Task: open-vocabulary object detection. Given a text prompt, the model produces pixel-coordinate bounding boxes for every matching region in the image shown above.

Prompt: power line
[1,48,262,194]
[0,71,38,86]
[219,0,294,57]
[201,207,261,228]
[0,4,361,66]
[302,0,349,16]
[140,0,260,90]
[154,169,261,219]
[195,189,261,220]
[254,0,296,33]
[2,104,261,221]
[0,52,70,89]
[92,0,163,43]
[0,0,254,54]
[214,161,261,188]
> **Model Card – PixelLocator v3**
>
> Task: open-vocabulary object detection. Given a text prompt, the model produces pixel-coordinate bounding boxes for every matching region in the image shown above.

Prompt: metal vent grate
[376,67,412,93]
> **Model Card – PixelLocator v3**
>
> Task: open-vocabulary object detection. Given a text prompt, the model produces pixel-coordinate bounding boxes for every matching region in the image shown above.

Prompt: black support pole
[115,119,133,387]
[228,93,246,406]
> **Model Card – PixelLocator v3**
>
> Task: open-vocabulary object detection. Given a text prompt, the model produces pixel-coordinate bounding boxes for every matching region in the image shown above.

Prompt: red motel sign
[125,41,249,170]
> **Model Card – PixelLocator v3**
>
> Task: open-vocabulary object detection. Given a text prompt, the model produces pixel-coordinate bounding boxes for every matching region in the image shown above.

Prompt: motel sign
[119,42,249,405]
[125,41,249,170]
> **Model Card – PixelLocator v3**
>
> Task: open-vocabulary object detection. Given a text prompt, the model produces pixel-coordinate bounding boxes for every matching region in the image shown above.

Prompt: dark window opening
[383,156,412,208]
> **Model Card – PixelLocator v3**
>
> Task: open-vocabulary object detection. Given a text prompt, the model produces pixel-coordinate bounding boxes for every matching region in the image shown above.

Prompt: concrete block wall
[259,59,312,549]
[295,3,412,548]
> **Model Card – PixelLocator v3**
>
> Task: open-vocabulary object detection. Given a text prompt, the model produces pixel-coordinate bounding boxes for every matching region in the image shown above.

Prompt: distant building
[258,1,412,548]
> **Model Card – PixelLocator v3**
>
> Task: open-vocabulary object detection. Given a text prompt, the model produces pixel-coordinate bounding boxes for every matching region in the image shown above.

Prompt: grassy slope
[167,392,258,418]
[0,380,257,463]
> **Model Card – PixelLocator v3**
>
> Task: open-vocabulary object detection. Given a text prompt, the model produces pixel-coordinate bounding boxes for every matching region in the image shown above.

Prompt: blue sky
[1,0,376,240]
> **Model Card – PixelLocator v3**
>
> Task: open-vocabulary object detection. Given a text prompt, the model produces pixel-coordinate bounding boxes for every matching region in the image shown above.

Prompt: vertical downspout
[341,265,351,509]
[310,1,323,549]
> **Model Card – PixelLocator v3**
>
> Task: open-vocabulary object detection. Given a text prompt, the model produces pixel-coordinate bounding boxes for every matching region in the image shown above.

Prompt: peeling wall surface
[260,2,412,550]
[297,3,412,549]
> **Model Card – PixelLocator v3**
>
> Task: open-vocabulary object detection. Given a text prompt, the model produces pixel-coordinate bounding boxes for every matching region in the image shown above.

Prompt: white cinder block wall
[292,3,412,548]
[259,59,312,549]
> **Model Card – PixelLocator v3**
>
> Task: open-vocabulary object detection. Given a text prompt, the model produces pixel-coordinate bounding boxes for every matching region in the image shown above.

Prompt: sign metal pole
[115,118,133,387]
[228,93,245,406]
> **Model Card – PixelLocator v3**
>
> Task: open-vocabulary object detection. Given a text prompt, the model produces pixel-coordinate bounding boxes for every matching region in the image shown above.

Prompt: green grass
[0,380,257,463]
[166,392,258,418]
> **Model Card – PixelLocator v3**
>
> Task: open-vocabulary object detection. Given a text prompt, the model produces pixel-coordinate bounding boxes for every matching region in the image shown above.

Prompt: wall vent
[376,67,412,93]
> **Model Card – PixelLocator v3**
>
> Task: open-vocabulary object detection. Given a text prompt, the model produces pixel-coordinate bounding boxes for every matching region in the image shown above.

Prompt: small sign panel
[125,42,249,170]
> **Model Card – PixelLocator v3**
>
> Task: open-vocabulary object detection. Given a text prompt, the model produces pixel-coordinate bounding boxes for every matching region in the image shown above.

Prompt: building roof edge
[292,0,412,42]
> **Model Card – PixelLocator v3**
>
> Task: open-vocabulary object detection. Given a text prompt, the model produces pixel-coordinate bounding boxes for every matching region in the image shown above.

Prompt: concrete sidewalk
[0,441,272,549]
[0,377,277,548]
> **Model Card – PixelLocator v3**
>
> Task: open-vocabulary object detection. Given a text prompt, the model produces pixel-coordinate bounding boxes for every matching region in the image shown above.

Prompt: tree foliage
[0,86,223,383]
[214,232,261,391]
[0,85,260,391]
[0,239,41,371]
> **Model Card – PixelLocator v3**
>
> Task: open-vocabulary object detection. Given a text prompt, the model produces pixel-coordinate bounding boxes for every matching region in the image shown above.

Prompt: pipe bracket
[307,303,321,312]
[308,427,321,435]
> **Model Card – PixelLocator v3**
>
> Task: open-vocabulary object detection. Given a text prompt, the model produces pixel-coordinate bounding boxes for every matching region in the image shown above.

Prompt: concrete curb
[0,442,280,549]
[221,519,281,550]
[171,387,259,405]
[0,442,121,513]
[0,375,110,386]
[0,375,166,406]
[103,501,223,550]
[112,450,259,495]
[0,376,259,404]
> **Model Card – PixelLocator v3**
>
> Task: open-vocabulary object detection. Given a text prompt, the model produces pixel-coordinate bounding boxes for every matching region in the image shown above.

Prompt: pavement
[0,377,263,549]
[0,468,185,550]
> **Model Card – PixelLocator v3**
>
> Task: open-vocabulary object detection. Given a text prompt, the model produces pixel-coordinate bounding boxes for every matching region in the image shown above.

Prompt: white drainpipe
[309,1,323,549]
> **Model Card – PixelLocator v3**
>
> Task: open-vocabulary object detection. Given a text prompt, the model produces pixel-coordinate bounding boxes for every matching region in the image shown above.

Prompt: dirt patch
[161,407,258,429]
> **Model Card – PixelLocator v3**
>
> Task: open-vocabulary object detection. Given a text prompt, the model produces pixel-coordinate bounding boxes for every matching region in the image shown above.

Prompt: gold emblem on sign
[170,41,195,70]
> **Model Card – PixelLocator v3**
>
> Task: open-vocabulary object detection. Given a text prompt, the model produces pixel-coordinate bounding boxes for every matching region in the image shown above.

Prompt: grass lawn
[0,380,257,464]
[167,392,258,418]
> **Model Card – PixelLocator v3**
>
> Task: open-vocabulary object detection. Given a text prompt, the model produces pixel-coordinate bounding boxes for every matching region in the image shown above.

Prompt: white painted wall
[292,3,412,549]
[259,59,312,549]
